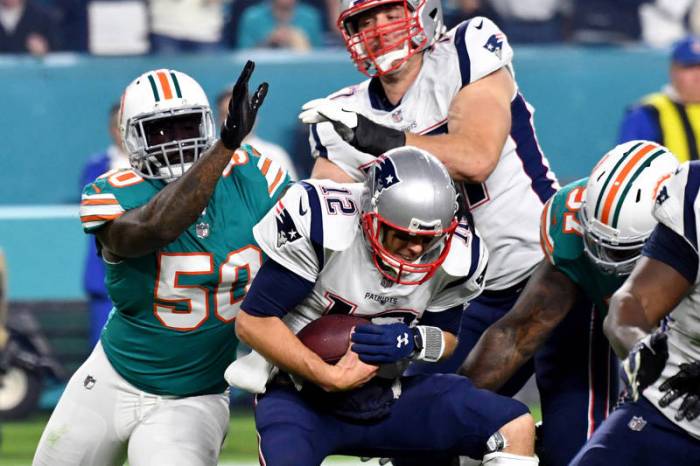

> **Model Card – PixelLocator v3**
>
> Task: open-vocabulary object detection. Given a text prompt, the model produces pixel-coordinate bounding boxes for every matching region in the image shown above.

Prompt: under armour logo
[628,416,647,431]
[83,375,96,390]
[396,332,409,348]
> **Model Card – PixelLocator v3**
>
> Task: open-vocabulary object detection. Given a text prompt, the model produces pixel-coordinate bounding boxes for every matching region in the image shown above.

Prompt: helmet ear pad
[337,0,445,77]
[580,140,680,275]
[360,146,458,285]
[119,69,216,181]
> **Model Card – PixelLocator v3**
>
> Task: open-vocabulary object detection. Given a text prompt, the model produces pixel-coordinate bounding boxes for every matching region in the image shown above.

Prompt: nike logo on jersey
[475,19,484,29]
[299,198,308,216]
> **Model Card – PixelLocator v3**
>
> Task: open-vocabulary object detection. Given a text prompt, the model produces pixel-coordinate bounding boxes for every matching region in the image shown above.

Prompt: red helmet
[337,0,445,77]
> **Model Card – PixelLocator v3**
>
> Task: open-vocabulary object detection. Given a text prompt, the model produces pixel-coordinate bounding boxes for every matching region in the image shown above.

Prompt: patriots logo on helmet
[373,156,401,192]
[483,34,504,59]
[655,185,670,206]
[275,203,301,247]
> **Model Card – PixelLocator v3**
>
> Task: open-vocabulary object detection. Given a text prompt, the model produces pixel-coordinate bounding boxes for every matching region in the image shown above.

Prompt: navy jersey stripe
[368,77,400,111]
[510,94,557,203]
[683,162,700,250]
[642,223,698,284]
[425,121,449,135]
[301,181,325,270]
[310,124,328,159]
[465,232,481,280]
[454,20,472,87]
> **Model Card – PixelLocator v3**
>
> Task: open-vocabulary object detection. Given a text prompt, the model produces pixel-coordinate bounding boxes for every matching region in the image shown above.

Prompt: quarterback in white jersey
[230,147,539,465]
[572,161,700,465]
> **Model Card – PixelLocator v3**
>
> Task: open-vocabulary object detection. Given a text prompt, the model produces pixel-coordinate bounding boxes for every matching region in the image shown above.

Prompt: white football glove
[224,349,275,394]
[299,98,359,128]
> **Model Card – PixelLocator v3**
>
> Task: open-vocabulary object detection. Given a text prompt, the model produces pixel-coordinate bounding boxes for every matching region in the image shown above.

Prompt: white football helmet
[337,0,445,77]
[361,146,458,285]
[580,140,679,275]
[119,69,215,181]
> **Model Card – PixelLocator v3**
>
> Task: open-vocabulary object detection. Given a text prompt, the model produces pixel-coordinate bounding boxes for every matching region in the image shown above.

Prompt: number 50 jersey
[79,145,290,397]
[251,179,489,334]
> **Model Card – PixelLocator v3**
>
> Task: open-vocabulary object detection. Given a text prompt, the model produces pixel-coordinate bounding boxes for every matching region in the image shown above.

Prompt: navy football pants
[407,285,619,466]
[570,397,700,465]
[254,374,529,466]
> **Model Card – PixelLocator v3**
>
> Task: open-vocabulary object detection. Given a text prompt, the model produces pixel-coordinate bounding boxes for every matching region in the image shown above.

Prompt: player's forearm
[99,141,234,258]
[404,132,503,184]
[605,290,653,359]
[236,310,336,389]
[461,262,576,390]
[437,330,457,360]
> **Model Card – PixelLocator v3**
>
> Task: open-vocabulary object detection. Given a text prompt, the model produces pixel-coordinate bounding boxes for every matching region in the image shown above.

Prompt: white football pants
[33,342,229,466]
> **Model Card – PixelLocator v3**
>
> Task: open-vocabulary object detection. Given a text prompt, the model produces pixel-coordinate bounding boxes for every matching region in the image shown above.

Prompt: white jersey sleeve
[252,179,362,282]
[426,221,488,312]
[450,16,514,85]
[652,162,699,253]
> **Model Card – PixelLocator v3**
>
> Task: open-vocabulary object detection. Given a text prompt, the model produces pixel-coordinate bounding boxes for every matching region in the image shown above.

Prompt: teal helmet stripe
[594,141,645,218]
[610,149,667,228]
[147,75,161,102]
[170,72,183,98]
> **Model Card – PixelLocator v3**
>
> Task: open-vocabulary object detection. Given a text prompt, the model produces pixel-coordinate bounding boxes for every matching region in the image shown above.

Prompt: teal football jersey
[79,145,291,396]
[540,178,625,313]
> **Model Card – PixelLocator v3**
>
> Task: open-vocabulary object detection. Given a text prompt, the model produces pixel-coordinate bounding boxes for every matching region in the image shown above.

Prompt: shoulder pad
[79,169,157,232]
[441,219,487,279]
[653,162,700,251]
[540,179,587,265]
[252,180,362,282]
[449,17,513,86]
[223,144,289,199]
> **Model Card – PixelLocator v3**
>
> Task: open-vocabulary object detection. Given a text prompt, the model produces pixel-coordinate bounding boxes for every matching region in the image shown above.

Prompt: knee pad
[482,452,539,465]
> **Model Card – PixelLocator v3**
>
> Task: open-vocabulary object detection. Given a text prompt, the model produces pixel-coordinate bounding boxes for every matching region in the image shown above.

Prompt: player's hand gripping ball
[297,314,369,364]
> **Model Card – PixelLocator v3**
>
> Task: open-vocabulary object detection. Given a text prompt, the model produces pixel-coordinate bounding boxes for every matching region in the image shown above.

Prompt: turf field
[0,410,378,466]
[0,406,541,465]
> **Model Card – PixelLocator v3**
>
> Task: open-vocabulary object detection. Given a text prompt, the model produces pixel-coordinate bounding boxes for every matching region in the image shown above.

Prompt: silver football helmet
[337,0,445,77]
[119,69,215,182]
[361,146,458,284]
[580,140,679,275]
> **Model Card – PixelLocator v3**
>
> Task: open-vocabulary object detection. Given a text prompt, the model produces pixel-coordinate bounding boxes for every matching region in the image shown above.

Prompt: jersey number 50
[153,247,262,330]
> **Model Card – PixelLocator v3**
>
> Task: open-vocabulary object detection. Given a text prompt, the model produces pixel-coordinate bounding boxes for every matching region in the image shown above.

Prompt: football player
[33,62,291,466]
[294,0,607,461]
[228,147,539,465]
[570,160,700,465]
[461,140,680,464]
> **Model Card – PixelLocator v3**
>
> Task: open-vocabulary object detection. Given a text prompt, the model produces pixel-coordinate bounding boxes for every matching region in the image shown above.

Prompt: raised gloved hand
[220,60,269,150]
[659,361,700,421]
[351,323,416,364]
[621,332,668,401]
[299,98,406,156]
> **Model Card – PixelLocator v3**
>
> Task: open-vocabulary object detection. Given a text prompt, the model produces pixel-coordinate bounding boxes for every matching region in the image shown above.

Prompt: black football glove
[659,361,700,421]
[220,60,269,150]
[299,98,406,156]
[621,332,669,402]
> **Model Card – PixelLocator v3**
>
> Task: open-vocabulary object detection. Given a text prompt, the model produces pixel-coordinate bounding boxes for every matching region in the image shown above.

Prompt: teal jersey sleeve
[79,169,161,233]
[540,178,624,313]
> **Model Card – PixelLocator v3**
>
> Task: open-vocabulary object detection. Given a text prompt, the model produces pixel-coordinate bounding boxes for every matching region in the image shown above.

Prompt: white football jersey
[308,17,558,290]
[252,179,488,335]
[644,161,700,439]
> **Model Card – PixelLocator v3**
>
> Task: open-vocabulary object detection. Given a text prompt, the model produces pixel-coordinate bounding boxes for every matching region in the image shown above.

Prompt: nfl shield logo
[196,222,210,239]
[391,110,403,123]
[628,416,647,431]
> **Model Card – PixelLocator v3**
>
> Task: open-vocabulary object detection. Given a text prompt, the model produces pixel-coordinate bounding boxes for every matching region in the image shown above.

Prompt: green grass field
[0,406,541,465]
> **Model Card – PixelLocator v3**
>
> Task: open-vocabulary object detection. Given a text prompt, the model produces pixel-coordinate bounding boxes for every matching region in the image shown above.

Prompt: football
[297,314,369,364]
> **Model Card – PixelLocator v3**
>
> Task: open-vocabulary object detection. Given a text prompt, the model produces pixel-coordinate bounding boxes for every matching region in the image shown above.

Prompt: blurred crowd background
[4,0,700,55]
[0,0,696,425]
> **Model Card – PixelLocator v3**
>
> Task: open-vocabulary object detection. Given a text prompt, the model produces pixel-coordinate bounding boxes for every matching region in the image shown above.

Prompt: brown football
[297,314,370,364]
